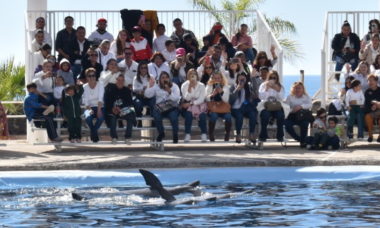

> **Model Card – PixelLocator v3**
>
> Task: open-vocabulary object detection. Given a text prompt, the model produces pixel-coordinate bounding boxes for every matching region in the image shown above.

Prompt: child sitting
[53,76,65,117]
[162,39,176,63]
[345,79,365,139]
[62,84,84,143]
[57,58,75,85]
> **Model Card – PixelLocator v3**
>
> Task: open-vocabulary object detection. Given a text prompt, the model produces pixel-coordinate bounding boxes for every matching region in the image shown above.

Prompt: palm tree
[0,58,25,114]
[191,0,302,63]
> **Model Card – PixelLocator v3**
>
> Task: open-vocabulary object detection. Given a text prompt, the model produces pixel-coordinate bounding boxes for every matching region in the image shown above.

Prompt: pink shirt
[231,34,253,47]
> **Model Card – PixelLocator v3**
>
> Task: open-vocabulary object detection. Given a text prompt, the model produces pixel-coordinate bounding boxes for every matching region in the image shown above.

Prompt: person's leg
[328,135,340,150]
[109,114,118,139]
[245,105,257,135]
[168,109,179,142]
[93,107,104,142]
[347,108,355,138]
[152,108,164,141]
[349,58,359,72]
[357,108,364,138]
[184,111,193,134]
[284,118,300,141]
[75,117,82,140]
[208,112,218,141]
[198,112,208,134]
[365,113,374,140]
[71,64,82,82]
[299,120,310,144]
[334,55,346,81]
[42,114,58,140]
[133,97,144,117]
[244,48,254,63]
[275,110,285,141]
[124,112,136,139]
[67,117,75,140]
[85,108,96,140]
[223,112,232,141]
[259,110,270,141]
[232,108,243,136]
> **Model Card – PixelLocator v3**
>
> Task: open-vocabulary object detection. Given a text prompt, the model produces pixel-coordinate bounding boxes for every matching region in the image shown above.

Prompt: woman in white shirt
[359,34,380,65]
[205,71,231,141]
[99,58,120,87]
[82,69,105,142]
[181,69,207,142]
[110,30,130,62]
[97,39,115,70]
[133,61,155,117]
[148,53,170,80]
[258,70,285,142]
[224,58,243,86]
[284,82,312,147]
[144,71,181,143]
[345,79,365,139]
[349,61,370,92]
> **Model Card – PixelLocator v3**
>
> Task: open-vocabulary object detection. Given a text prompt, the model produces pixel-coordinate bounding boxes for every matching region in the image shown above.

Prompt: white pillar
[26,0,48,144]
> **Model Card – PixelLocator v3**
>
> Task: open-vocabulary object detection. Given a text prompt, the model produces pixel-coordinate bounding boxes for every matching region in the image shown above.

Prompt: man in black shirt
[104,74,136,144]
[55,16,77,63]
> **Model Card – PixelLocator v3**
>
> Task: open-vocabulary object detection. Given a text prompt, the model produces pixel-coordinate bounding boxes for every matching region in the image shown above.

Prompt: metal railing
[25,9,283,82]
[318,11,380,106]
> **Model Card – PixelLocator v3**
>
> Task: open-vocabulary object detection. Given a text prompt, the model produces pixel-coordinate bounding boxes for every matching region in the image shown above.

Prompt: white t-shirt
[88,30,114,46]
[162,49,176,63]
[83,82,105,107]
[110,41,131,58]
[133,75,150,93]
[32,71,54,93]
[97,50,115,70]
[54,86,65,100]
[148,62,171,80]
[31,29,52,46]
[153,35,170,53]
[118,60,138,86]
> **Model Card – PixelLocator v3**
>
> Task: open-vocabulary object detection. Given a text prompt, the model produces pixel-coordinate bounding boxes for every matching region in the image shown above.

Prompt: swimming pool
[1,166,380,227]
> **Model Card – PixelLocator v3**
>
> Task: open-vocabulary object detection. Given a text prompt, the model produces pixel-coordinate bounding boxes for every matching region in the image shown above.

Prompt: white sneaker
[43,105,55,115]
[201,134,207,142]
[125,138,132,145]
[184,134,191,143]
[112,138,117,144]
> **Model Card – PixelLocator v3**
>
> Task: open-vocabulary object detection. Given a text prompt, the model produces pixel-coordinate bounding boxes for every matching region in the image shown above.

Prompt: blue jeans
[347,105,364,138]
[244,48,255,63]
[209,112,232,123]
[109,112,136,139]
[152,108,179,136]
[85,107,104,141]
[133,96,155,117]
[183,111,207,134]
[284,117,309,143]
[334,55,359,73]
[231,103,257,135]
[259,109,285,140]
[71,64,82,81]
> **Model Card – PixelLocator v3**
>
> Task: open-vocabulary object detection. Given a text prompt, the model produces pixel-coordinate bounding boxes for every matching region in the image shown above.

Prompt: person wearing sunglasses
[362,19,380,45]
[258,70,285,142]
[79,47,103,82]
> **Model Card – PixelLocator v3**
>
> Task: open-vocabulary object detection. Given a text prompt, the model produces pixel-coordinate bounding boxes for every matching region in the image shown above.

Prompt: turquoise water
[1,167,380,227]
[284,75,320,97]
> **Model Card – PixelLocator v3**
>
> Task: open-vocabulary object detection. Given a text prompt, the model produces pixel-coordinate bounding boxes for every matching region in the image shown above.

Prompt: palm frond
[265,16,297,36]
[278,38,303,64]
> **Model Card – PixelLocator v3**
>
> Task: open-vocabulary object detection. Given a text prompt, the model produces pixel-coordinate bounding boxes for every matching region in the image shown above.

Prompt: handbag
[264,96,282,111]
[155,100,178,113]
[187,103,208,118]
[295,109,314,123]
[207,101,231,114]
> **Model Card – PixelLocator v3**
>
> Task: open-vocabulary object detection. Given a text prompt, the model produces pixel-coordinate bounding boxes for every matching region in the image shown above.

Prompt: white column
[26,0,48,144]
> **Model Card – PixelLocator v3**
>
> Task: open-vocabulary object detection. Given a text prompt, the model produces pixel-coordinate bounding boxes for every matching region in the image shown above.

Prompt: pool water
[1,167,380,227]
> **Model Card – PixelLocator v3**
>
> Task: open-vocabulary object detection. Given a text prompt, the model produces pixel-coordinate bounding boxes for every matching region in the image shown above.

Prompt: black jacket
[104,83,134,114]
[72,39,91,64]
[331,32,360,60]
[55,28,77,63]
[62,85,84,119]
[80,60,103,80]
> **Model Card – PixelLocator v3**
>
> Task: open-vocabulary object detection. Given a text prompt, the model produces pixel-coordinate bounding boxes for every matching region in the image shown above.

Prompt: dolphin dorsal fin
[139,169,176,202]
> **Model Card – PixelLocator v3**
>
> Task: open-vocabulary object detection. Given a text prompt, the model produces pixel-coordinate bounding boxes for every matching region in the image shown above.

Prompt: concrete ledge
[0,140,380,170]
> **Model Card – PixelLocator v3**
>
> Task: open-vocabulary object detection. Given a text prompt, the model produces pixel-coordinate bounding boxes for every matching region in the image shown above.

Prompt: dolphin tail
[187,180,200,187]
[139,169,176,202]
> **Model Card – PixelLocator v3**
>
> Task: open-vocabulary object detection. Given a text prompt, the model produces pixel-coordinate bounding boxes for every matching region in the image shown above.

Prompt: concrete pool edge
[1,141,380,171]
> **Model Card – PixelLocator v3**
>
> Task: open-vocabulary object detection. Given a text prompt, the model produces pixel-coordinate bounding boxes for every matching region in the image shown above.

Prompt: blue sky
[0,0,379,75]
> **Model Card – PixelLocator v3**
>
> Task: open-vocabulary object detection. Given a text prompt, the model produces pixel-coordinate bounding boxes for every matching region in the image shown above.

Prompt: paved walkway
[0,140,380,170]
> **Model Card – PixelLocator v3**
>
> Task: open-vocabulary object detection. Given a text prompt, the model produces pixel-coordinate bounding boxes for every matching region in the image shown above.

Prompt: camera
[215,83,221,88]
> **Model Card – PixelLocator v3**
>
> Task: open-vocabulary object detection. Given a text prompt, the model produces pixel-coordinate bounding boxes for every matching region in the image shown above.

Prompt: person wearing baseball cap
[88,17,114,47]
[170,48,194,86]
[130,26,152,62]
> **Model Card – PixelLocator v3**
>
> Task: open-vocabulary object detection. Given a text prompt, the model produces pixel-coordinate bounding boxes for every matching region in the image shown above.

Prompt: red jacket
[130,37,152,61]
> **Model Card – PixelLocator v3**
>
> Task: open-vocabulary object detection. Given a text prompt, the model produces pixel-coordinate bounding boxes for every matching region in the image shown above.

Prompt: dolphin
[72,172,200,201]
[138,169,253,205]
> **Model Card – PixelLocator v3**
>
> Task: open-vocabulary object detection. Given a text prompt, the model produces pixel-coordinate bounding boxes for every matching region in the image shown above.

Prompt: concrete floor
[0,140,380,170]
